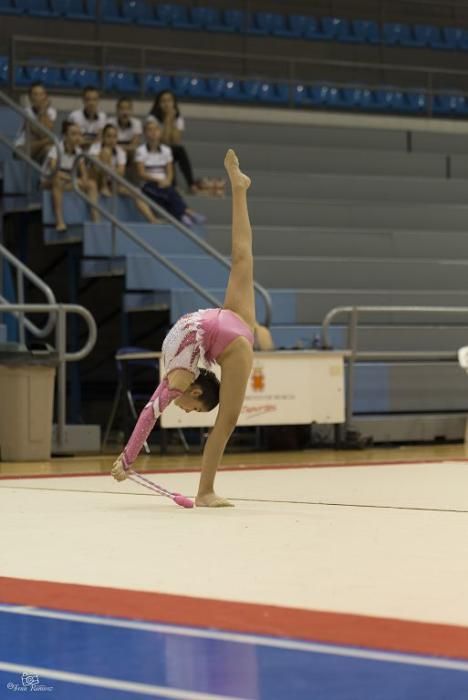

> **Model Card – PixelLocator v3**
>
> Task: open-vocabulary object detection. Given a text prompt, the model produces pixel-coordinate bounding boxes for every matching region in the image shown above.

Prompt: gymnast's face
[175,387,206,413]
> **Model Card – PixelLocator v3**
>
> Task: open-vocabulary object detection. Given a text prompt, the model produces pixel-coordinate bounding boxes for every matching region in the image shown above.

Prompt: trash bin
[0,350,58,461]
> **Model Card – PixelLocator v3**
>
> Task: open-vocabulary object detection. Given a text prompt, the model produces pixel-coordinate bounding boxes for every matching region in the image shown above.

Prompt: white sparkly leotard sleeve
[120,311,210,470]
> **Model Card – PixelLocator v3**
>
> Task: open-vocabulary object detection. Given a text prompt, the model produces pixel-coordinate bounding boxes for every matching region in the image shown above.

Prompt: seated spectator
[15,82,56,163]
[147,90,201,194]
[68,86,107,150]
[42,121,99,232]
[108,97,142,170]
[135,120,205,226]
[88,123,156,222]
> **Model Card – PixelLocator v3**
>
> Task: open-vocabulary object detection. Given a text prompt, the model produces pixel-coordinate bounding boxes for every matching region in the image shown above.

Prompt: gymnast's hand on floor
[111,454,128,481]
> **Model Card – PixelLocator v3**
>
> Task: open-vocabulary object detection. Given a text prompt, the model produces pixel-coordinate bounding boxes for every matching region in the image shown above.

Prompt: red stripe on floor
[1,576,467,660]
[0,458,462,481]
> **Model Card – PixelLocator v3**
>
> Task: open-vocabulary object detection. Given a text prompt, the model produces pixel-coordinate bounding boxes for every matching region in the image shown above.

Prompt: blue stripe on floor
[1,610,467,700]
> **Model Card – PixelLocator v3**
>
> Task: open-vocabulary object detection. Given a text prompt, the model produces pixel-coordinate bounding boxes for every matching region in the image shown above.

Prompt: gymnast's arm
[197,357,251,497]
[111,369,193,481]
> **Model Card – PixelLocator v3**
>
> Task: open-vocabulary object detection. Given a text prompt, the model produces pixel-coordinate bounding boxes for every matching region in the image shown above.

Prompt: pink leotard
[162,307,253,378]
[121,308,253,469]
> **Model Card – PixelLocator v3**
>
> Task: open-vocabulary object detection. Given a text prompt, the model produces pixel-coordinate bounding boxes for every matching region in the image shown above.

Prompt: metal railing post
[16,268,25,348]
[0,242,57,338]
[111,178,117,263]
[55,305,67,447]
[345,307,359,429]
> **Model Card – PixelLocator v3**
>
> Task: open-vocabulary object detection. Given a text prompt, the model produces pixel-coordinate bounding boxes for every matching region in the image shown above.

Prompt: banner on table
[160,351,345,428]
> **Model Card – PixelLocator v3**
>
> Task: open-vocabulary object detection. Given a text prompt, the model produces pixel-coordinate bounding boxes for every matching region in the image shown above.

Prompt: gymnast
[111,149,255,507]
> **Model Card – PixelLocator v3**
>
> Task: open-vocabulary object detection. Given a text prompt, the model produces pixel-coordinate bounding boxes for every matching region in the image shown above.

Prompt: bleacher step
[81,259,125,278]
[124,291,171,313]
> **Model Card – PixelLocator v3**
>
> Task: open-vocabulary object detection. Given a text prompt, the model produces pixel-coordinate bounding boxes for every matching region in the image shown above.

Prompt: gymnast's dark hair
[194,368,220,411]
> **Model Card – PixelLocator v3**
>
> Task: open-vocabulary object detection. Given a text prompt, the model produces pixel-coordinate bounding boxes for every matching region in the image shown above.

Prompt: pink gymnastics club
[127,469,194,508]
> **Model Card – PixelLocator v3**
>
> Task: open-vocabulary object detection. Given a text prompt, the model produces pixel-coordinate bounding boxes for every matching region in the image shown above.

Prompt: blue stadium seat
[0,0,23,13]
[303,17,335,41]
[186,77,210,99]
[222,79,259,102]
[206,78,226,99]
[442,27,468,50]
[286,15,310,38]
[101,0,131,23]
[341,87,366,108]
[186,77,223,99]
[247,11,275,36]
[172,74,191,96]
[154,3,178,26]
[122,0,165,26]
[257,82,289,105]
[105,69,139,93]
[58,0,96,20]
[14,65,33,86]
[382,23,426,48]
[323,86,343,108]
[0,56,8,84]
[144,72,172,94]
[405,91,428,114]
[433,94,468,115]
[358,88,377,110]
[413,24,452,50]
[243,80,261,101]
[167,5,202,30]
[351,19,380,44]
[322,17,361,43]
[223,9,245,31]
[67,67,99,88]
[307,85,331,106]
[372,89,396,112]
[292,84,313,106]
[270,13,305,39]
[200,7,236,32]
[36,65,67,88]
[221,79,242,101]
[389,90,412,113]
[23,0,59,17]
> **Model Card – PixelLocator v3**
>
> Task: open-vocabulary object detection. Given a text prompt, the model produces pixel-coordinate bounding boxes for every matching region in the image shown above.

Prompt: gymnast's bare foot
[195,491,234,507]
[224,149,251,190]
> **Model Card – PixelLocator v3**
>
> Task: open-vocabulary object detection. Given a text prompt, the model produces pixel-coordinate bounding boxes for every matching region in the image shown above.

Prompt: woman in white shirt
[88,123,127,195]
[42,121,99,232]
[88,123,158,222]
[15,82,57,163]
[147,90,198,193]
[135,119,205,226]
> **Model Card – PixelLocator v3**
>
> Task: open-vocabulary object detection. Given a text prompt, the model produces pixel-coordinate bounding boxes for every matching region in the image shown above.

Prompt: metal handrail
[0,242,57,344]
[321,305,468,428]
[0,303,97,447]
[0,88,60,178]
[71,153,273,325]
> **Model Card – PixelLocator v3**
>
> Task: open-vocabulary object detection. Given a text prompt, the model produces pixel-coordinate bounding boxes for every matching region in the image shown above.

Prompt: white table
[115,350,345,429]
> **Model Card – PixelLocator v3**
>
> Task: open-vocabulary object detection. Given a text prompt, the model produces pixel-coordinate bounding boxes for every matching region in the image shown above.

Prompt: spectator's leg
[142,182,175,220]
[171,144,196,191]
[79,178,100,223]
[51,174,67,232]
[132,188,159,224]
[164,185,189,220]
